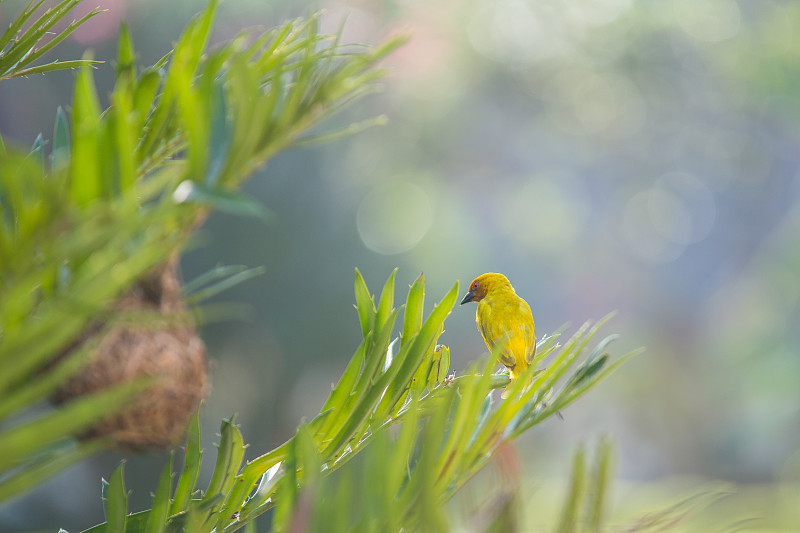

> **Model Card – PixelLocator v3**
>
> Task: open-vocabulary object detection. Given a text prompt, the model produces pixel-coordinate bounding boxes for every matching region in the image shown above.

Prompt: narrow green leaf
[271,437,297,533]
[573,313,617,366]
[183,0,218,73]
[173,61,208,181]
[407,329,440,399]
[354,268,376,339]
[292,115,389,148]
[358,308,398,389]
[547,348,643,417]
[587,332,619,361]
[399,395,451,533]
[0,379,150,471]
[425,345,443,393]
[375,267,397,331]
[466,391,493,449]
[145,452,174,533]
[0,1,46,58]
[239,460,284,521]
[171,411,202,514]
[30,132,44,152]
[133,69,162,126]
[0,337,97,422]
[0,0,59,77]
[435,345,450,385]
[111,84,137,194]
[145,45,168,69]
[182,265,252,295]
[29,133,43,169]
[0,440,105,504]
[402,272,425,346]
[313,337,368,435]
[137,61,176,162]
[435,356,496,487]
[204,79,232,186]
[220,53,263,184]
[104,461,129,533]
[52,106,69,169]
[243,518,258,533]
[117,23,136,78]
[6,3,102,78]
[204,418,245,504]
[386,396,420,499]
[586,438,613,531]
[173,180,271,222]
[217,471,255,531]
[529,320,595,399]
[565,353,608,391]
[322,309,398,450]
[80,510,153,533]
[10,59,99,78]
[184,495,221,533]
[557,446,587,533]
[183,265,265,304]
[295,423,321,488]
[372,281,459,421]
[70,63,102,206]
[191,491,225,517]
[504,388,544,439]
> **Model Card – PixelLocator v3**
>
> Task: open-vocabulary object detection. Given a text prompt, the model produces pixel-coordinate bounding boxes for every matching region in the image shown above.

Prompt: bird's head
[460,273,512,305]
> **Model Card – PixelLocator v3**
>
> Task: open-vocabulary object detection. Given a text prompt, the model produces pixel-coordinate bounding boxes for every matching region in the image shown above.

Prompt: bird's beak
[460,290,476,305]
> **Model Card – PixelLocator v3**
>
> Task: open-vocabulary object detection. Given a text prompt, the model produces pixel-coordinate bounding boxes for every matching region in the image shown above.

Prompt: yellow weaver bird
[460,273,536,397]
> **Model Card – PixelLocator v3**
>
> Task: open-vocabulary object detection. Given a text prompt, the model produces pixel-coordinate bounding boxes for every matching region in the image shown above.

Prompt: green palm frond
[0,0,404,505]
[0,0,102,81]
[0,2,669,531]
[0,147,186,501]
[76,269,636,533]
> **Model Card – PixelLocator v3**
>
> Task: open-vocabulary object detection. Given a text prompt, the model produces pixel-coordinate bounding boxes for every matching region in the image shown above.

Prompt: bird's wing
[523,322,537,364]
[498,299,536,369]
[520,300,537,364]
[477,304,497,351]
[477,302,517,368]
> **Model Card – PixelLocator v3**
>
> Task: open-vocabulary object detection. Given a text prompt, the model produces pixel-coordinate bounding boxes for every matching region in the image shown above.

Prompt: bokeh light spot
[652,172,717,244]
[647,187,693,245]
[468,0,570,66]
[621,172,717,262]
[569,0,632,27]
[621,191,685,263]
[674,0,741,43]
[501,173,589,253]
[542,70,645,138]
[357,181,433,255]
[71,0,125,44]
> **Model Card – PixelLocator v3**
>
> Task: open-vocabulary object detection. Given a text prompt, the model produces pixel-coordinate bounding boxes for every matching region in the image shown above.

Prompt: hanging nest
[53,256,209,450]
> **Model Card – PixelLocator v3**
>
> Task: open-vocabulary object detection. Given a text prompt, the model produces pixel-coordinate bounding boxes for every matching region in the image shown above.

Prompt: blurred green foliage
[75,270,634,533]
[1,0,799,531]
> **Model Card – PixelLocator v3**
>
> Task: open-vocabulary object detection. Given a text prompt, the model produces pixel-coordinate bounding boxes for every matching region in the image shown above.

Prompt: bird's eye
[472,282,478,290]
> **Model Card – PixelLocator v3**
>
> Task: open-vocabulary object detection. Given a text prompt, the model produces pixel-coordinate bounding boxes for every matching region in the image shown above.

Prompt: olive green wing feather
[477,302,517,369]
[523,322,537,364]
[520,299,536,364]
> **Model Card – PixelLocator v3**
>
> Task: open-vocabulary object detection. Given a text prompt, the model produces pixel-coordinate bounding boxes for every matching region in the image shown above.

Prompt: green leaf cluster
[0,2,656,531]
[77,269,638,532]
[0,0,403,503]
[0,146,182,501]
[0,0,102,81]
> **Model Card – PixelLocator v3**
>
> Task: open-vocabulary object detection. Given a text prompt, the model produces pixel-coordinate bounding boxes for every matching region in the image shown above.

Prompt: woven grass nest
[54,257,209,450]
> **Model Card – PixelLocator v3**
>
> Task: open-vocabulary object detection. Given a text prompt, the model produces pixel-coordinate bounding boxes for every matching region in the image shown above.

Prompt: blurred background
[1,0,799,530]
